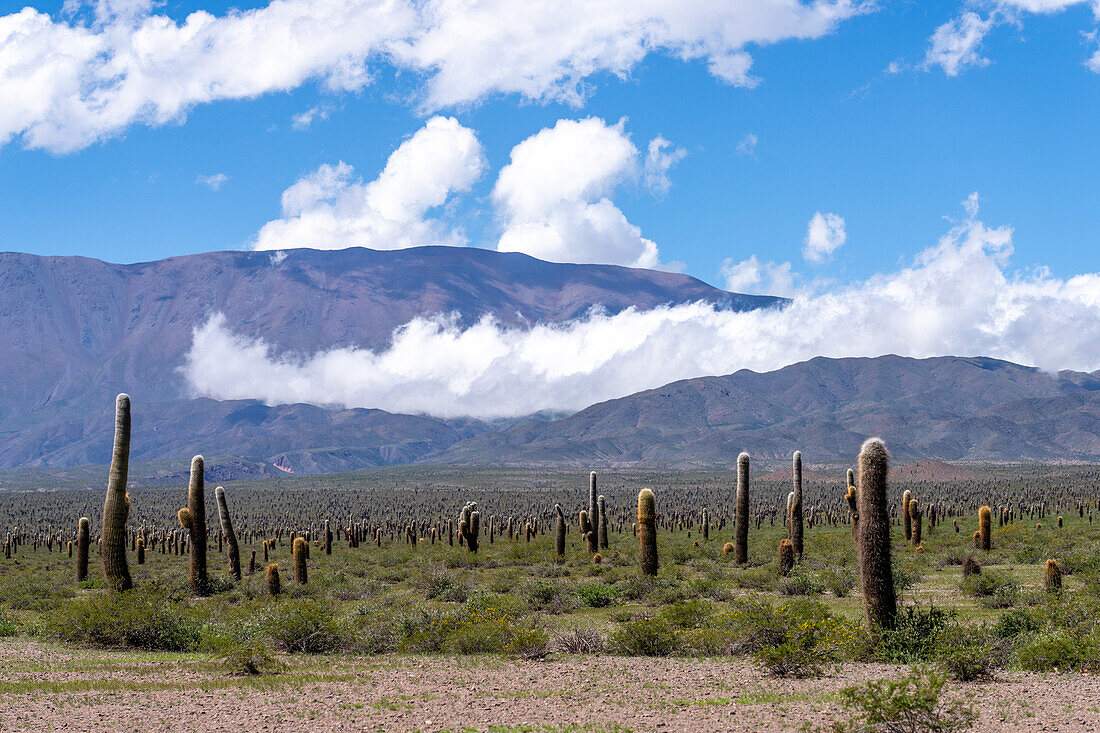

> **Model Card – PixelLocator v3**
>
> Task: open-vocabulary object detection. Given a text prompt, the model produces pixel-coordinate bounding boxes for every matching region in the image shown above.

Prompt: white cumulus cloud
[493,117,663,268]
[803,211,846,263]
[184,195,1100,419]
[252,116,485,251]
[0,0,867,153]
[719,255,796,296]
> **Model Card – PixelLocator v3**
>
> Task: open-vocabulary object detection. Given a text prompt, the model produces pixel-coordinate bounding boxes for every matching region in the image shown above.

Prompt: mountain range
[0,246,776,472]
[1,246,1097,478]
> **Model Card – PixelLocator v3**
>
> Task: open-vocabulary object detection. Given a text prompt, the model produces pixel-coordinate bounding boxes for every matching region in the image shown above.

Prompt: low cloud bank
[183,209,1100,418]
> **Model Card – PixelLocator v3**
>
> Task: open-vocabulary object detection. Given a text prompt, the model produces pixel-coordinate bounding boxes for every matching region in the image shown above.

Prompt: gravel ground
[1,642,1098,732]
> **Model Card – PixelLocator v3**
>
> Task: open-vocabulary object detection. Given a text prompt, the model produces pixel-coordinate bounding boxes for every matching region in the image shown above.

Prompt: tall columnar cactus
[909,498,922,546]
[76,516,90,582]
[136,537,145,564]
[597,495,609,549]
[845,485,859,541]
[101,393,132,592]
[701,507,709,542]
[735,452,750,564]
[902,489,912,541]
[638,488,658,576]
[460,502,480,553]
[178,456,209,595]
[847,468,855,488]
[978,505,992,551]
[293,536,308,584]
[857,438,897,631]
[589,471,599,547]
[266,563,281,596]
[324,521,333,555]
[554,503,566,557]
[791,451,804,559]
[215,485,241,581]
[579,510,594,552]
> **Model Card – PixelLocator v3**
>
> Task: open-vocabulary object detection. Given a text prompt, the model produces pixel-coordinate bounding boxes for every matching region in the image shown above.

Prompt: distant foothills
[0,246,1096,480]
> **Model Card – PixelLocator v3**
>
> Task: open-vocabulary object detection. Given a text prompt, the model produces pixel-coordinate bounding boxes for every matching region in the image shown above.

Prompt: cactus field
[0,401,1097,730]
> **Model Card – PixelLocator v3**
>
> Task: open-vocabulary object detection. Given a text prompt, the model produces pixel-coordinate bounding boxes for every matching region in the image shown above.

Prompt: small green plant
[876,604,954,663]
[609,616,682,656]
[203,631,281,675]
[778,566,824,596]
[830,665,977,732]
[576,581,623,608]
[934,627,1006,681]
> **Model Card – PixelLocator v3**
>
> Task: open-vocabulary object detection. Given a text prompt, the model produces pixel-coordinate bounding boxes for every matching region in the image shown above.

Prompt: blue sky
[1,0,1099,292]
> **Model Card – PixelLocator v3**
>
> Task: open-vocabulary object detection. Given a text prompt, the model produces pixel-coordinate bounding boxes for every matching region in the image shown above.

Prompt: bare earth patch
[1,642,1098,732]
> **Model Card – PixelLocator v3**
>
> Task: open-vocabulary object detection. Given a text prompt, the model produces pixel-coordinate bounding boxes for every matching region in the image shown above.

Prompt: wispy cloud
[196,173,228,191]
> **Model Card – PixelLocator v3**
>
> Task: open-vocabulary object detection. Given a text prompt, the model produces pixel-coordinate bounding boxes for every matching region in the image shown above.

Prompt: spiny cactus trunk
[1043,559,1062,593]
[76,516,90,582]
[100,394,132,592]
[735,452,750,565]
[554,504,566,557]
[857,438,897,631]
[180,456,210,595]
[978,505,992,551]
[791,451,804,559]
[588,472,599,551]
[215,485,241,581]
[910,499,922,546]
[902,489,912,542]
[597,495,609,550]
[293,537,308,584]
[778,538,794,576]
[638,488,658,576]
[266,563,281,596]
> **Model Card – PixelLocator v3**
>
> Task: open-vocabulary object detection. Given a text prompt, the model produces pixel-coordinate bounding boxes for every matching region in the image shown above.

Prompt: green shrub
[876,604,954,663]
[892,561,922,594]
[832,665,977,732]
[576,582,623,608]
[609,616,682,656]
[203,631,280,675]
[0,609,16,637]
[734,566,778,592]
[992,608,1039,638]
[960,570,1018,599]
[1017,628,1100,673]
[777,566,824,596]
[658,599,713,629]
[823,566,857,598]
[255,598,344,653]
[48,587,200,651]
[934,627,1007,681]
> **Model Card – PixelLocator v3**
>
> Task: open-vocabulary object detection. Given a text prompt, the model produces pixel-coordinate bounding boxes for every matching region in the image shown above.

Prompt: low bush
[876,604,954,663]
[609,616,682,656]
[48,587,200,651]
[575,582,623,608]
[832,665,977,732]
[777,566,824,597]
[935,626,1007,681]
